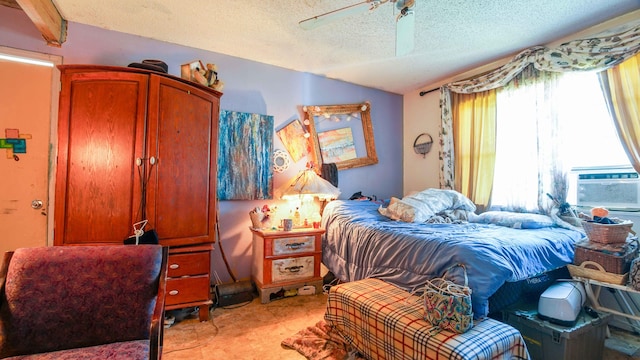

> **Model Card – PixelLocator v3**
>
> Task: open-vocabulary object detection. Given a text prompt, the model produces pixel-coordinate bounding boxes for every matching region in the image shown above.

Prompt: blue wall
[0,6,403,282]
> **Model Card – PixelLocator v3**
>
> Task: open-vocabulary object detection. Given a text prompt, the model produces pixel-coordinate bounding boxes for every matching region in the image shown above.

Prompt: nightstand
[250,227,325,303]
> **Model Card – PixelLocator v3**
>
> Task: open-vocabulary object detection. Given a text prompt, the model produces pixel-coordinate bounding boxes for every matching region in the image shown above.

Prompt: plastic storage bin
[502,302,611,360]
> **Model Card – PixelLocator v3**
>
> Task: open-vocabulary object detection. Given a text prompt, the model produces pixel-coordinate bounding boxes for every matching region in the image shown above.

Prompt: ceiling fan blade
[299,1,376,30]
[395,5,415,56]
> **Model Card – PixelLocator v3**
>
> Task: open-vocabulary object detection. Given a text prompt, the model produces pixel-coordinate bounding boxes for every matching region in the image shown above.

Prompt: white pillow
[407,188,476,213]
[471,211,555,229]
[378,189,476,223]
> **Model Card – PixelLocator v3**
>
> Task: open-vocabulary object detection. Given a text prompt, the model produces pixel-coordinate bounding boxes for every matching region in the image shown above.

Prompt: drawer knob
[169,264,180,269]
[286,242,304,249]
[169,290,179,296]
[285,265,303,273]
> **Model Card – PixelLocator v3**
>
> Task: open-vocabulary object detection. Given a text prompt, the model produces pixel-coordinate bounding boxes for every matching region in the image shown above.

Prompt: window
[557,72,629,169]
[491,70,631,210]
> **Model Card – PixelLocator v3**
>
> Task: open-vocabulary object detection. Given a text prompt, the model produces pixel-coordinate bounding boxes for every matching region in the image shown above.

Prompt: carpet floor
[162,293,329,360]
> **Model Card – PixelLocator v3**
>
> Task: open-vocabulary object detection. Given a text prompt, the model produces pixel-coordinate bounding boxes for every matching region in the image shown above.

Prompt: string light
[301,102,368,138]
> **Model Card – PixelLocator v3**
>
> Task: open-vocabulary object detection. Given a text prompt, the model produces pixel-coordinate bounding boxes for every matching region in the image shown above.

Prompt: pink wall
[0,5,403,283]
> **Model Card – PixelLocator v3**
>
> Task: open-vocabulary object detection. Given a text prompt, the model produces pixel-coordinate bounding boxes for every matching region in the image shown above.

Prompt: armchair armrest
[0,252,14,306]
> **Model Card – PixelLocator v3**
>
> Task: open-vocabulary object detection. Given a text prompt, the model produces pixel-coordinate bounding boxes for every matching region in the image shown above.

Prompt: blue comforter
[321,200,584,318]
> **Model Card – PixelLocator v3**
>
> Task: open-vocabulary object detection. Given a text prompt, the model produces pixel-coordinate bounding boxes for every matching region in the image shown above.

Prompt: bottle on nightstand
[293,207,301,227]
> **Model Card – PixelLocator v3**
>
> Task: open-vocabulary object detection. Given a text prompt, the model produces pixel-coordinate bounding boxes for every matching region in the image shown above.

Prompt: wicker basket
[582,220,633,244]
[567,261,628,285]
[573,238,638,274]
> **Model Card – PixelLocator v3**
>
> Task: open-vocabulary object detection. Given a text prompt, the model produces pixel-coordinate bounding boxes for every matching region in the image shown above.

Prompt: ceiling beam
[15,0,67,47]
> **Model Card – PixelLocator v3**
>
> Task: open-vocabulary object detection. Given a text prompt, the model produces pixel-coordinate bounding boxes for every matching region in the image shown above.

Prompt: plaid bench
[325,278,530,360]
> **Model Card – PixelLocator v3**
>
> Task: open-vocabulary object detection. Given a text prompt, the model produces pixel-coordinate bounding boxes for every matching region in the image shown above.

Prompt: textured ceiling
[50,0,640,94]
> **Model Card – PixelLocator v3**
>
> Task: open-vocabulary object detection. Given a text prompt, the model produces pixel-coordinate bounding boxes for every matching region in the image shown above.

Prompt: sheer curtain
[492,67,565,212]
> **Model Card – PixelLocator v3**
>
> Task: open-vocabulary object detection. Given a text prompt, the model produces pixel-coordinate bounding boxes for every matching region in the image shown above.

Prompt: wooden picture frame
[303,102,378,170]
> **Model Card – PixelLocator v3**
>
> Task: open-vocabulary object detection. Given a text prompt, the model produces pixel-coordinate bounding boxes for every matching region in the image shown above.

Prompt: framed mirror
[303,102,378,170]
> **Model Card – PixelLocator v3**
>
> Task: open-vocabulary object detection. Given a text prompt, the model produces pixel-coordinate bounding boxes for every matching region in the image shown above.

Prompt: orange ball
[591,207,609,218]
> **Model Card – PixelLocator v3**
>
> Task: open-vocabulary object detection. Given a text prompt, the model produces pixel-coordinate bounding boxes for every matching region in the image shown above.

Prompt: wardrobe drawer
[167,251,209,278]
[272,256,315,283]
[272,236,315,255]
[165,275,210,306]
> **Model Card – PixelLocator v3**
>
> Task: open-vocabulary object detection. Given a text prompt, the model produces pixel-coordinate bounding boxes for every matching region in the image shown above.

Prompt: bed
[321,189,585,319]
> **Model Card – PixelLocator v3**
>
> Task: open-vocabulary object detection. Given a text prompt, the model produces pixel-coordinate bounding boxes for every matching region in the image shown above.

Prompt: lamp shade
[277,169,341,201]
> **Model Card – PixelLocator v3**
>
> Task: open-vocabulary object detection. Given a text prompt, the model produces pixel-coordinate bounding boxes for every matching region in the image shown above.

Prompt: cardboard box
[503,302,611,360]
[180,60,205,82]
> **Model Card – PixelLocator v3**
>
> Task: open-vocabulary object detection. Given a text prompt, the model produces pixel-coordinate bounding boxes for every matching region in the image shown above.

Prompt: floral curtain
[439,87,454,190]
[439,21,640,205]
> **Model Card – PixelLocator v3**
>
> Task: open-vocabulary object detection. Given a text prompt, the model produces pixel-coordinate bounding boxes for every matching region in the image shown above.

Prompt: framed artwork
[303,102,378,170]
[317,127,357,163]
[217,110,274,200]
[276,119,309,162]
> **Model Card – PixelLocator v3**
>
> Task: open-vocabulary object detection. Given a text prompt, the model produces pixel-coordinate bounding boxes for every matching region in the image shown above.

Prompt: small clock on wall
[273,149,291,173]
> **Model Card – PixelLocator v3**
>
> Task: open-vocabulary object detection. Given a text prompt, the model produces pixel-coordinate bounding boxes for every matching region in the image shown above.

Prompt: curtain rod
[419,87,439,96]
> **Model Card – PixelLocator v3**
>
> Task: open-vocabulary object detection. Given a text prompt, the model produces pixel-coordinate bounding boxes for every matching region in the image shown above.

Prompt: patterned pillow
[378,197,420,222]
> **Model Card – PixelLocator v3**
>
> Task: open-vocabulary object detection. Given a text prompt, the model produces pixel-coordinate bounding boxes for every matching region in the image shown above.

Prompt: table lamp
[277,163,341,227]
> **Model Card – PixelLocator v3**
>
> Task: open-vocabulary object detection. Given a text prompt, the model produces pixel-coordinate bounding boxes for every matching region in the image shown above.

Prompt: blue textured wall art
[217,110,274,200]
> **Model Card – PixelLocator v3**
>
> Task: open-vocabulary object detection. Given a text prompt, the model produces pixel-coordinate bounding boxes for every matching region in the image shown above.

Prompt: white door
[0,47,61,253]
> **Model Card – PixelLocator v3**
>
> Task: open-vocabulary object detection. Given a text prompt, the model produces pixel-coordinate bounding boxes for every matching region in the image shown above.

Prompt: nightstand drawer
[165,275,210,305]
[272,256,315,283]
[167,251,209,278]
[273,236,315,255]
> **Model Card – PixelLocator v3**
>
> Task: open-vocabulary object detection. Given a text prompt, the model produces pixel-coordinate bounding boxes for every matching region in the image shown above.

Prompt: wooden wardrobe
[55,65,220,321]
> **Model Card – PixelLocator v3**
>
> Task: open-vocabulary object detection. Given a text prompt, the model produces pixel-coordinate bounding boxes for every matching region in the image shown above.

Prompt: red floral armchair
[0,245,167,359]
